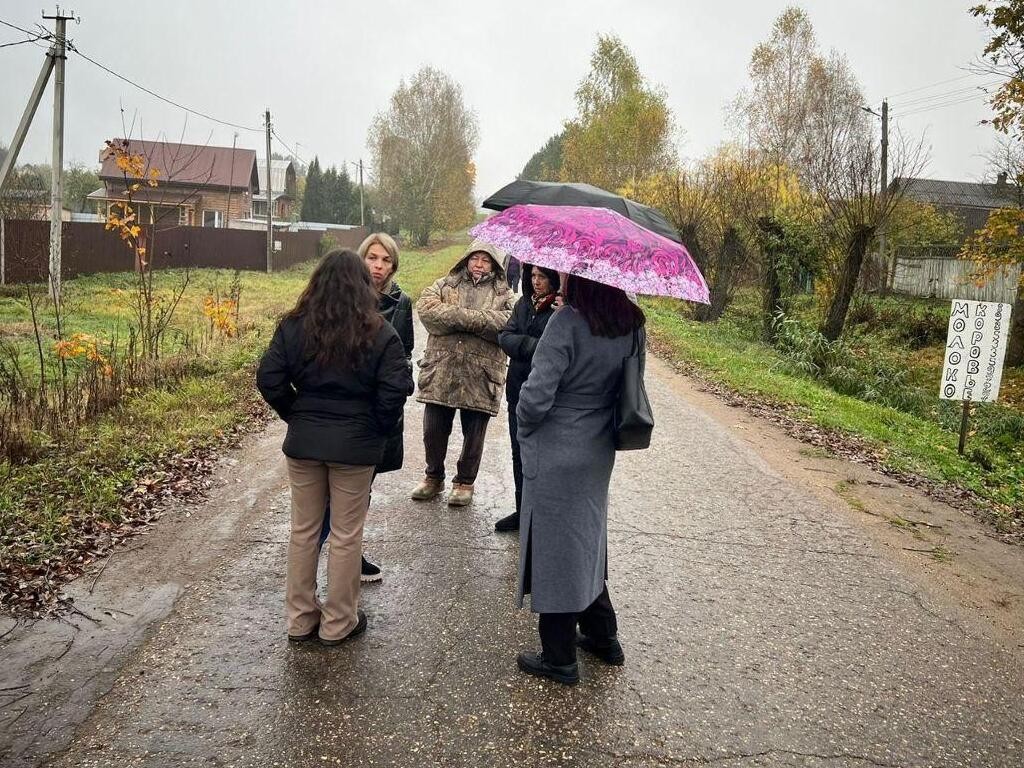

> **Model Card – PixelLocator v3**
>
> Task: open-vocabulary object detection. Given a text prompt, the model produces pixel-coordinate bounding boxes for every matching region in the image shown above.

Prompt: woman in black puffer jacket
[257,249,412,645]
[317,233,414,583]
[495,264,561,533]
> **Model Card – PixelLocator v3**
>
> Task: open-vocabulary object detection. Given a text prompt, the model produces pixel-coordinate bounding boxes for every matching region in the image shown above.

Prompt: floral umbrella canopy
[470,204,709,303]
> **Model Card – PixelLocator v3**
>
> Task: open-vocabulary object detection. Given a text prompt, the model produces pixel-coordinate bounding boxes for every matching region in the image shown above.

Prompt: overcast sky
[0,0,1001,204]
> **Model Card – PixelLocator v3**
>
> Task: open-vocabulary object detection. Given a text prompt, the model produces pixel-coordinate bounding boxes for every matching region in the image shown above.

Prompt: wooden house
[88,139,259,229]
[252,159,297,221]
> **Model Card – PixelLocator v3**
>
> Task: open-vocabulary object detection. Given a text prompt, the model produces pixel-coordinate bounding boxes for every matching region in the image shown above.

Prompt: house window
[202,210,223,228]
[252,199,268,219]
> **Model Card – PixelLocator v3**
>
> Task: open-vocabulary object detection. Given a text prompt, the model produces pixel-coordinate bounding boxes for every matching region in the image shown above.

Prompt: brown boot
[411,476,442,501]
[448,482,474,507]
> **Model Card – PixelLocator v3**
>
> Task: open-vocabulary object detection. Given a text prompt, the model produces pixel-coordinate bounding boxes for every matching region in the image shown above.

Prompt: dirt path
[2,334,1023,767]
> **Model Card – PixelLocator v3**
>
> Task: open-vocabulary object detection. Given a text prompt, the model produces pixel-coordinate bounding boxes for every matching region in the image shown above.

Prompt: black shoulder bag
[613,327,654,451]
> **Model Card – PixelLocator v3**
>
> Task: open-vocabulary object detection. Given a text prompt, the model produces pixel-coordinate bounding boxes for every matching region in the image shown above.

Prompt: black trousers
[538,584,618,666]
[423,403,491,485]
[508,402,523,515]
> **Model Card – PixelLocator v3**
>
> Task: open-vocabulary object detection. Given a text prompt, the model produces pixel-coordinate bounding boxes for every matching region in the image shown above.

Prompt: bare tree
[800,54,926,340]
[733,6,824,339]
[101,121,225,359]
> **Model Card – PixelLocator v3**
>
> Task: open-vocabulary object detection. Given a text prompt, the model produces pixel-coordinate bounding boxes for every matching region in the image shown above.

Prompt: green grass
[643,293,1024,525]
[393,234,470,300]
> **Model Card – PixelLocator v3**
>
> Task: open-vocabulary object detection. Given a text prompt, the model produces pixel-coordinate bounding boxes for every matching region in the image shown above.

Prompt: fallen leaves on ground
[0,398,272,618]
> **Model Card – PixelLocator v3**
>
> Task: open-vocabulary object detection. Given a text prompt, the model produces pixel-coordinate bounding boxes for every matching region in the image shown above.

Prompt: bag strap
[635,326,646,376]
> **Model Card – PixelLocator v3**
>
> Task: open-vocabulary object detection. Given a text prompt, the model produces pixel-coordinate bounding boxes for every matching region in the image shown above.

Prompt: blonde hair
[357,232,400,275]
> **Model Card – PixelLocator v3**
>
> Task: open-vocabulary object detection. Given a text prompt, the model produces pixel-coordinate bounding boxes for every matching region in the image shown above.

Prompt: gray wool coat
[515,307,641,614]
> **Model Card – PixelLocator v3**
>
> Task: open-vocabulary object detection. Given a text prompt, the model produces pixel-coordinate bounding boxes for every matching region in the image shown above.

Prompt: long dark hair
[284,248,383,367]
[565,275,645,338]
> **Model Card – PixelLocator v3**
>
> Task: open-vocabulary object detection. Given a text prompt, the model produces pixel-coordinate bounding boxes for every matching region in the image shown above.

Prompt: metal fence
[892,245,1021,304]
[0,220,369,284]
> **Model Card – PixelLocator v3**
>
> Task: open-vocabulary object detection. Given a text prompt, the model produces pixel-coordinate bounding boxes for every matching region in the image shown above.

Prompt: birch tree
[368,67,479,246]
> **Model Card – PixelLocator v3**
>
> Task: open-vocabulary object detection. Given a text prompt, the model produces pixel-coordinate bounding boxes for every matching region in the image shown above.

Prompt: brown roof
[99,139,258,192]
[88,186,200,206]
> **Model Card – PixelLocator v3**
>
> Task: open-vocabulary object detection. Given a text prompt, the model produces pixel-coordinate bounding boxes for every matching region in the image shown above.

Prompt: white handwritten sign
[940,300,1012,403]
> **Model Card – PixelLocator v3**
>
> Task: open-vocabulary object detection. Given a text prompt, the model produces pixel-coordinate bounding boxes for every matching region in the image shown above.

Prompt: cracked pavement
[2,323,1023,767]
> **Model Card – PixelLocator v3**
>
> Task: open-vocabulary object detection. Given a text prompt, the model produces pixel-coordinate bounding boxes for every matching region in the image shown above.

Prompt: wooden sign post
[939,300,1012,454]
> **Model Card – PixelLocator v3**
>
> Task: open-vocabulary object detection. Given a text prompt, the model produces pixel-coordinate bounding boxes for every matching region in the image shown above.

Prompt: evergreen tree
[336,165,356,224]
[301,156,323,221]
[520,131,565,181]
[321,166,338,223]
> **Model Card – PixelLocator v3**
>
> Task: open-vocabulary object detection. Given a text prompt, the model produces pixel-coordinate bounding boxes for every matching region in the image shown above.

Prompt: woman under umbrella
[514,276,644,684]
[469,203,708,684]
[495,264,561,533]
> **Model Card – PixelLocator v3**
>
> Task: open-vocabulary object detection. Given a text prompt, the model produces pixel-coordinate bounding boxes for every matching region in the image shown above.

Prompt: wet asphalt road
[5,326,1024,767]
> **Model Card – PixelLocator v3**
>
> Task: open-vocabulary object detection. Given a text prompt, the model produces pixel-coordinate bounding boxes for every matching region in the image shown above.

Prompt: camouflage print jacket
[415,241,515,416]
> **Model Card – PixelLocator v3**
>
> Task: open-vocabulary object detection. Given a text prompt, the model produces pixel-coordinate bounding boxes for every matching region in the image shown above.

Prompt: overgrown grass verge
[643,293,1024,537]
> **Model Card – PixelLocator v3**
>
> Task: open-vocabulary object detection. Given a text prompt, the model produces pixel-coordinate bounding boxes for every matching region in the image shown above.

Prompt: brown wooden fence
[0,220,368,284]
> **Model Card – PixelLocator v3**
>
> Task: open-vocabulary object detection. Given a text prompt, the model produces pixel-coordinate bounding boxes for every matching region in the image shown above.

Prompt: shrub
[771,311,930,415]
[847,297,878,327]
[895,307,948,349]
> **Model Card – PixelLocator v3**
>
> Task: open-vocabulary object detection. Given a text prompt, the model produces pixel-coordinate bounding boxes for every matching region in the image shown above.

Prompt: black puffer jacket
[379,281,414,358]
[376,281,414,473]
[498,295,557,405]
[256,316,412,466]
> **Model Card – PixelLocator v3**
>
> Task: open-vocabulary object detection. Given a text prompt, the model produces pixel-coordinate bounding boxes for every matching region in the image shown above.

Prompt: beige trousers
[286,458,375,641]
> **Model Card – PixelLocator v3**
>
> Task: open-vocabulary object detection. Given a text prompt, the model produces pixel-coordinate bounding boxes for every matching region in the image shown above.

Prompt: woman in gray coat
[515,276,645,685]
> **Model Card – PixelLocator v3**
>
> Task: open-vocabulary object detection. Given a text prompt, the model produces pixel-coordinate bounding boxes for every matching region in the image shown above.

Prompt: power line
[0,17,53,50]
[896,80,1003,108]
[896,92,995,117]
[0,17,42,37]
[897,88,997,115]
[887,71,990,99]
[5,16,264,139]
[0,34,48,49]
[271,128,306,166]
[64,40,263,134]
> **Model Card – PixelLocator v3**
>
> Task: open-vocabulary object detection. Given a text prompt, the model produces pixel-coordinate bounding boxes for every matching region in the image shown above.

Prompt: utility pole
[863,99,891,294]
[44,7,74,303]
[879,99,890,293]
[0,8,75,301]
[225,131,238,228]
[358,158,365,227]
[348,159,367,227]
[265,108,273,273]
[0,41,57,193]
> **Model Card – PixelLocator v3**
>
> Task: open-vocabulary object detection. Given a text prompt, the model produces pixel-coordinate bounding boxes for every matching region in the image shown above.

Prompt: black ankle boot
[494,511,520,533]
[576,632,625,665]
[516,650,579,685]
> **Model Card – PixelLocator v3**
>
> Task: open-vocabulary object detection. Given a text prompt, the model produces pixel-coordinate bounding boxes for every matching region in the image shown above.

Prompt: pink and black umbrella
[470,204,710,304]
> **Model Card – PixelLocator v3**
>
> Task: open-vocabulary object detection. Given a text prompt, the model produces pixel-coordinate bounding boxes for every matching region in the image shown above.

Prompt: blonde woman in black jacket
[315,233,415,583]
[257,249,412,646]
